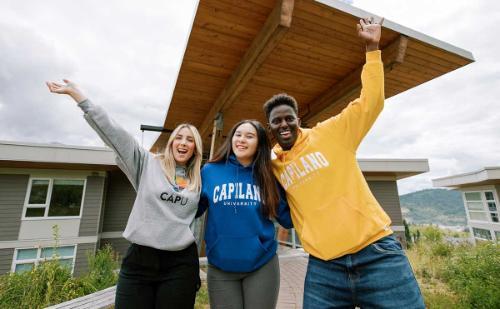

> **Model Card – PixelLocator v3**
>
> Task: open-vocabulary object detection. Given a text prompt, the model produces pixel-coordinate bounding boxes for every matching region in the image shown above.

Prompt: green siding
[0,174,29,241]
[100,237,130,261]
[0,248,15,274]
[368,180,404,226]
[79,176,105,237]
[102,171,135,232]
[73,243,97,276]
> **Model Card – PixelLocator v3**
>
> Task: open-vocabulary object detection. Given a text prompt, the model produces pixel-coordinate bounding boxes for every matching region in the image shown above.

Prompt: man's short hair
[263,93,299,120]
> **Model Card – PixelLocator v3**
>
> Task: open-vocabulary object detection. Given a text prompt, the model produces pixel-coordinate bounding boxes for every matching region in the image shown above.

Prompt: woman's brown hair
[210,120,279,218]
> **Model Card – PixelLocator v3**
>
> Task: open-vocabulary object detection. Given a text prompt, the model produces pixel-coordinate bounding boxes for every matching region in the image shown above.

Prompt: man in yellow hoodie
[264,17,424,308]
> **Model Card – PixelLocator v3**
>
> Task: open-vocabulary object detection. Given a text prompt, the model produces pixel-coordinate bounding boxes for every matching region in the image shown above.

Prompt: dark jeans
[115,242,200,309]
[303,235,425,309]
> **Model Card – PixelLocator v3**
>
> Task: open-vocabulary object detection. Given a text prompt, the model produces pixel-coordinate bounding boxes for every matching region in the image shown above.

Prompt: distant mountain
[400,188,467,226]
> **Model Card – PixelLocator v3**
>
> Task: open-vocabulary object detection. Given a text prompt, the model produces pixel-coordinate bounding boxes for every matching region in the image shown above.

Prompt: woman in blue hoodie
[197,120,292,309]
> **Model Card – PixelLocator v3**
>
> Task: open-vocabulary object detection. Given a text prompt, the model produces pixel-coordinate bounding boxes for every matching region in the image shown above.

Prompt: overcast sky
[1,1,498,194]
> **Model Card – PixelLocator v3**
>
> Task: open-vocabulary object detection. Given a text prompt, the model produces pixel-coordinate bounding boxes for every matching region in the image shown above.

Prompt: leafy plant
[443,243,500,308]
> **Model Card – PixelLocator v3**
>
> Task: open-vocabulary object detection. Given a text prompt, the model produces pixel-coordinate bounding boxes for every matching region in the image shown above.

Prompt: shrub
[431,242,453,258]
[421,225,443,242]
[0,245,119,308]
[443,243,500,308]
[0,259,76,308]
[80,244,119,292]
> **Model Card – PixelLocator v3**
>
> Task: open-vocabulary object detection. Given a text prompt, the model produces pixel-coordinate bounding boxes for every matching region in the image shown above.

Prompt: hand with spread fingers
[46,79,87,103]
[357,16,384,52]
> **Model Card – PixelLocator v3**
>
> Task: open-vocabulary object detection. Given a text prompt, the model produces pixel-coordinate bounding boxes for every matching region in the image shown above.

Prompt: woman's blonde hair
[159,123,202,192]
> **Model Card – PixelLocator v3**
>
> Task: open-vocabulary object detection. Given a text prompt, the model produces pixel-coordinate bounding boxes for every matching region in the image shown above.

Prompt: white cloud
[0,0,198,148]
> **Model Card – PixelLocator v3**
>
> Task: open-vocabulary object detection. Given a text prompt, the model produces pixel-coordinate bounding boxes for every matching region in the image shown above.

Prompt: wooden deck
[45,286,116,309]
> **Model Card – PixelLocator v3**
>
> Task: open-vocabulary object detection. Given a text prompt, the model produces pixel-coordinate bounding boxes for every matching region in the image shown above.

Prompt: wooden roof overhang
[151,0,474,154]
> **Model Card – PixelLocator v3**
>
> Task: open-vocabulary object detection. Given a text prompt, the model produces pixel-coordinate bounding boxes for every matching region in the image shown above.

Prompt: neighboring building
[0,140,429,275]
[433,167,500,242]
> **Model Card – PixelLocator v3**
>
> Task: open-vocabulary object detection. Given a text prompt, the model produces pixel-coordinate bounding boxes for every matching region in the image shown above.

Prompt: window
[472,227,492,240]
[464,191,499,223]
[12,245,76,273]
[24,178,85,218]
[484,191,499,223]
[495,231,500,242]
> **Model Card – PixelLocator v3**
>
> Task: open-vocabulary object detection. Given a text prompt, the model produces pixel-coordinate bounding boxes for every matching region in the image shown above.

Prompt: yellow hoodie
[271,51,392,260]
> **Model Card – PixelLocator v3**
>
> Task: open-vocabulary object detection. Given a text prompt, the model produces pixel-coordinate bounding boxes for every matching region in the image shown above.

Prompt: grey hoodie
[79,100,200,251]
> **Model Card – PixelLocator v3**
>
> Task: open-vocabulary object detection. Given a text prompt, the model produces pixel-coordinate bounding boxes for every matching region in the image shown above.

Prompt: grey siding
[0,248,15,274]
[101,237,130,261]
[368,181,404,226]
[97,176,109,234]
[495,185,500,202]
[102,171,135,232]
[79,176,105,237]
[73,242,97,276]
[0,174,29,241]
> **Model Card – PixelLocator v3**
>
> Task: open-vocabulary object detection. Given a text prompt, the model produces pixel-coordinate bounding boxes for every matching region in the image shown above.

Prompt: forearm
[79,100,146,188]
[69,89,87,104]
[365,42,379,52]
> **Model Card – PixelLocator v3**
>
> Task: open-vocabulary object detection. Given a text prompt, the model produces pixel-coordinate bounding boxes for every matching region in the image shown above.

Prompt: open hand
[357,17,384,52]
[46,79,87,103]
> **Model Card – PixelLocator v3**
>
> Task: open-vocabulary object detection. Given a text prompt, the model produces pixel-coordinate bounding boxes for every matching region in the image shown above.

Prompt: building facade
[0,141,428,275]
[433,167,500,242]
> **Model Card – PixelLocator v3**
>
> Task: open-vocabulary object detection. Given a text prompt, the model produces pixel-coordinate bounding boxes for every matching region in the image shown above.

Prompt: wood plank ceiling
[151,0,473,153]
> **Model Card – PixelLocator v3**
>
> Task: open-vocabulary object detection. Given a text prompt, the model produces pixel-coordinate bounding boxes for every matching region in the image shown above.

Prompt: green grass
[195,282,209,309]
[406,225,500,308]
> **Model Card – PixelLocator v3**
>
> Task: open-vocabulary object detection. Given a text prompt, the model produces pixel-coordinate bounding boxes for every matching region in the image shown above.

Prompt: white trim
[0,140,115,165]
[358,159,429,172]
[10,244,77,274]
[0,236,97,249]
[22,177,87,220]
[0,169,105,178]
[433,167,500,187]
[99,231,124,239]
[364,176,397,181]
[314,0,474,60]
[391,225,404,232]
[471,227,493,241]
[463,190,499,225]
[0,169,106,177]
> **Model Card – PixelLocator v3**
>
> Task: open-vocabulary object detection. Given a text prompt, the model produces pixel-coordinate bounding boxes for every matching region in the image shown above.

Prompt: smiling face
[171,127,196,166]
[268,104,300,150]
[231,122,258,166]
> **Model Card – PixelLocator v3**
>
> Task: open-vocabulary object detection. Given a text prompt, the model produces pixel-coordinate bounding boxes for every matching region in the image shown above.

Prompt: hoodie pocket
[207,235,269,271]
[301,197,385,258]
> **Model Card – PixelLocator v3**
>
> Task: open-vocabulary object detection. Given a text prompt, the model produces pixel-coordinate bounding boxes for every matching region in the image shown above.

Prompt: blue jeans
[303,235,424,309]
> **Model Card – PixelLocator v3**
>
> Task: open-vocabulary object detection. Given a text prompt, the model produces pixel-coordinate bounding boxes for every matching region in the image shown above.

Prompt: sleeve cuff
[366,50,382,63]
[77,99,92,112]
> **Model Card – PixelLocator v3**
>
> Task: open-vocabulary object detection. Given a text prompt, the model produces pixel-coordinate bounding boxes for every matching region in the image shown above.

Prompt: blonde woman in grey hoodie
[47,79,203,309]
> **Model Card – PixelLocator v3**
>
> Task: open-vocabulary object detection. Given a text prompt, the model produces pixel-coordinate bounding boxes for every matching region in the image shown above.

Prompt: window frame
[472,227,493,241]
[22,177,87,220]
[463,190,499,224]
[11,244,77,274]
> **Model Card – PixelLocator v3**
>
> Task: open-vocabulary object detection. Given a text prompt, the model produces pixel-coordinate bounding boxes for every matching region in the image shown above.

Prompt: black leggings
[115,242,200,309]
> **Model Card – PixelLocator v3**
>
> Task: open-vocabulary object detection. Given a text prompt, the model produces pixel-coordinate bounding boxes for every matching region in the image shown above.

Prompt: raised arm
[317,17,385,151]
[357,16,384,52]
[46,80,147,190]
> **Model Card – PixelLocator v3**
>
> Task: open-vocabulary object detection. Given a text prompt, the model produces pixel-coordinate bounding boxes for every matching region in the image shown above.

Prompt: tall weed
[0,245,119,309]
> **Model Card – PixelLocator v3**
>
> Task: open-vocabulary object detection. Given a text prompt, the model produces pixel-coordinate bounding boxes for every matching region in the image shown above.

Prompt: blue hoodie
[197,155,292,272]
